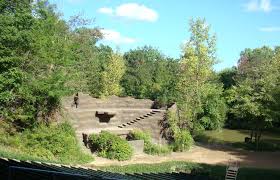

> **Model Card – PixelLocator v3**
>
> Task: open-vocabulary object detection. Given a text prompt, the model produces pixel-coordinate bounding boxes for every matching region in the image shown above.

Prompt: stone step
[74,116,96,121]
[62,92,168,147]
[77,103,152,108]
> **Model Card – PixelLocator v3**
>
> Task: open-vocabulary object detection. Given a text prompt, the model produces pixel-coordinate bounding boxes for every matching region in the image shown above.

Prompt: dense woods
[0,0,280,162]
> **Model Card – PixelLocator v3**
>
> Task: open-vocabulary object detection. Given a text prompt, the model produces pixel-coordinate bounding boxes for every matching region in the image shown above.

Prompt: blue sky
[50,0,280,71]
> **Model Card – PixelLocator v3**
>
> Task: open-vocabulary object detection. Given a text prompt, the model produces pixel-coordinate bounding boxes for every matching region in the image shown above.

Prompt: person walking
[74,93,79,108]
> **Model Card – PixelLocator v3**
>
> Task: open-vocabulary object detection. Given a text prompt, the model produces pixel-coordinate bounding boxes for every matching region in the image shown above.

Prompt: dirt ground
[87,144,280,169]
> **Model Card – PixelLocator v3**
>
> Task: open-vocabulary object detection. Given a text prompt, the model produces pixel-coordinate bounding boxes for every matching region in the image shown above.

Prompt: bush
[192,122,205,137]
[128,130,151,144]
[172,130,193,152]
[0,122,93,164]
[19,122,93,163]
[146,143,171,155]
[0,121,20,147]
[89,131,133,161]
[128,130,171,155]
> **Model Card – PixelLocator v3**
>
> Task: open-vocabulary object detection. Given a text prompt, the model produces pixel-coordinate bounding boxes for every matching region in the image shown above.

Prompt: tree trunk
[256,129,259,151]
[255,121,262,151]
[250,129,253,141]
[257,129,262,150]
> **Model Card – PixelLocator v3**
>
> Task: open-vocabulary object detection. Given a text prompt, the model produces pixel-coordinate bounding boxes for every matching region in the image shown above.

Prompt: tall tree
[0,0,92,127]
[122,46,161,98]
[227,46,280,150]
[99,51,126,97]
[87,45,125,97]
[0,0,35,127]
[66,20,102,93]
[121,46,179,105]
[218,67,237,90]
[176,18,218,130]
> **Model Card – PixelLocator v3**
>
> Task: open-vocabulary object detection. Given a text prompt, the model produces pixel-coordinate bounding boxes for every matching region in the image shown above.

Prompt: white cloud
[244,0,273,12]
[98,7,113,15]
[97,3,158,22]
[115,3,158,22]
[101,29,136,44]
[259,26,280,32]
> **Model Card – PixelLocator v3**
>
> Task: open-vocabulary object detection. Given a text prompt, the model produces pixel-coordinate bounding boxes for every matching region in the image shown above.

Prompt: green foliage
[0,0,35,127]
[89,131,133,161]
[176,18,219,133]
[65,27,102,93]
[225,46,280,149]
[98,52,126,97]
[146,144,171,155]
[1,0,280,162]
[20,122,92,163]
[81,45,126,98]
[121,46,179,105]
[0,1,77,128]
[101,161,202,174]
[171,130,193,152]
[218,67,237,90]
[128,130,151,144]
[165,108,194,151]
[199,83,227,130]
[128,130,171,155]
[0,122,92,164]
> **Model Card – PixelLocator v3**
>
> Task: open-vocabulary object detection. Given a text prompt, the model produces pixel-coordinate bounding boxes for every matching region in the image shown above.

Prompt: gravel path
[87,145,280,169]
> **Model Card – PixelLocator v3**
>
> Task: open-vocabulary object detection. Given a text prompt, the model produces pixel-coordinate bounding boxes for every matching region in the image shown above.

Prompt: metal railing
[8,166,91,180]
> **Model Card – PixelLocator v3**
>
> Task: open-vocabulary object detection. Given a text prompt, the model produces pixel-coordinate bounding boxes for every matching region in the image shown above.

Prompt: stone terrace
[62,93,167,148]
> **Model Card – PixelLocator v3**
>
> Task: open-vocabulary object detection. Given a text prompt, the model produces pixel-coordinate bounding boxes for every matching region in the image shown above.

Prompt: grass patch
[195,128,280,151]
[100,161,226,179]
[100,161,280,180]
[100,161,201,174]
[0,122,93,164]
[0,146,62,164]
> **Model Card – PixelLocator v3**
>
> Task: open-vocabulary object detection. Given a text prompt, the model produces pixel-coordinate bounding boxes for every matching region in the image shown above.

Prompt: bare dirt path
[87,145,280,169]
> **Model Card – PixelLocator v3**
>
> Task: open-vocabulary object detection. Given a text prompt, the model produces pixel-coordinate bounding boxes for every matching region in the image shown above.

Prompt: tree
[65,22,102,93]
[99,52,126,97]
[218,67,237,90]
[199,83,227,130]
[271,47,280,125]
[86,45,125,97]
[0,0,95,128]
[227,46,279,150]
[122,46,162,98]
[152,58,180,106]
[0,0,35,127]
[121,46,179,105]
[176,18,218,131]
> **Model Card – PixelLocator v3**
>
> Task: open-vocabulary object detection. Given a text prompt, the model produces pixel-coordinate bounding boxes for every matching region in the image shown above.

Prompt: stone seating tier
[62,93,167,147]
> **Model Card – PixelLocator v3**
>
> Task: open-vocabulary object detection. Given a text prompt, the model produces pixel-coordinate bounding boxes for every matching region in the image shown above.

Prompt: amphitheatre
[62,93,169,148]
[62,93,280,170]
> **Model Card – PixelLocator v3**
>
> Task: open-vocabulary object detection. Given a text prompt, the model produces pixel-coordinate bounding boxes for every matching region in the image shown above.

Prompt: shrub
[19,122,93,164]
[145,143,171,155]
[0,122,93,164]
[89,131,133,161]
[172,130,193,152]
[128,130,171,155]
[128,130,151,144]
[192,122,205,137]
